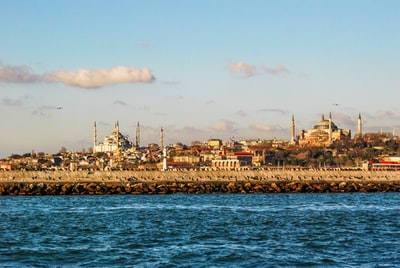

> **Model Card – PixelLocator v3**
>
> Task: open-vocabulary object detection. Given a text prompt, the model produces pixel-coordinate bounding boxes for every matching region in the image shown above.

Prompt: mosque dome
[313,115,338,130]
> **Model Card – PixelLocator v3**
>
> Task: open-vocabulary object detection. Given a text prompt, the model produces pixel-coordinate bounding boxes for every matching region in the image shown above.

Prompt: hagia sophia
[293,113,362,147]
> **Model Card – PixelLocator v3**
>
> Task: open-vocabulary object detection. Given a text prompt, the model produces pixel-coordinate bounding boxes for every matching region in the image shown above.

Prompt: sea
[0,193,399,267]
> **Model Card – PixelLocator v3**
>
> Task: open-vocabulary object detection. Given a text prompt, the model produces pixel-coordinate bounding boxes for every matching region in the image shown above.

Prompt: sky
[0,0,399,157]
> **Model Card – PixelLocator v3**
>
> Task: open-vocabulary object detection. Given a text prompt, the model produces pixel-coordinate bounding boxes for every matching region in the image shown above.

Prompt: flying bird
[56,106,63,110]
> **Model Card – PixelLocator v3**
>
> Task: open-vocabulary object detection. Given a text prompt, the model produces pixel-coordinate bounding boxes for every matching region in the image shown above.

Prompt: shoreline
[1,169,400,183]
[1,170,400,195]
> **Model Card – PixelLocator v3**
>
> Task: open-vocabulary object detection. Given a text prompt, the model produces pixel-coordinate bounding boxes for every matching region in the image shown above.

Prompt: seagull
[56,106,63,110]
[332,103,339,106]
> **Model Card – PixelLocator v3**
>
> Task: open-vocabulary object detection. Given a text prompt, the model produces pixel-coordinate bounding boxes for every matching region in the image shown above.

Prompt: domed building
[298,113,351,146]
[93,121,133,154]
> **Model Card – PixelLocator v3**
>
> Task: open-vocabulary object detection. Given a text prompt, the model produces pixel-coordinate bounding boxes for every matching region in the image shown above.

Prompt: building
[211,159,246,170]
[208,139,222,149]
[298,113,351,146]
[93,121,133,154]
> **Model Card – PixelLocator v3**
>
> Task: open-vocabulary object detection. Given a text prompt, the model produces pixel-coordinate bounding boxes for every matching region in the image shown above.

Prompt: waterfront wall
[0,180,400,195]
[2,169,400,183]
[0,169,400,195]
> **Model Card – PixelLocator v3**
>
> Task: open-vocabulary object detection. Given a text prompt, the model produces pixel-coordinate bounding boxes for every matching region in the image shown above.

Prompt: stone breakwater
[1,170,400,195]
[1,180,400,195]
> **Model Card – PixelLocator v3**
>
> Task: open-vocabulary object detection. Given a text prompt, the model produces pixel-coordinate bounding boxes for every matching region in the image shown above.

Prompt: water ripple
[0,193,399,267]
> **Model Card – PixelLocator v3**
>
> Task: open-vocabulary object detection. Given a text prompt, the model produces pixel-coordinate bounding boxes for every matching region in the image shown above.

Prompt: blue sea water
[0,193,399,267]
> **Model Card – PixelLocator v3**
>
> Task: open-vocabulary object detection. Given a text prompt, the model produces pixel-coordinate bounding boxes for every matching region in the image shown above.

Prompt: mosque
[93,121,133,154]
[93,121,165,154]
[291,113,362,146]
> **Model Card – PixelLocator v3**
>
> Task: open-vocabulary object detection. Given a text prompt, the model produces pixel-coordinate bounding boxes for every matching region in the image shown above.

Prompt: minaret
[160,126,167,170]
[162,147,167,171]
[328,112,332,142]
[160,126,164,150]
[291,115,295,144]
[136,121,140,147]
[357,113,362,139]
[115,121,120,148]
[93,121,97,154]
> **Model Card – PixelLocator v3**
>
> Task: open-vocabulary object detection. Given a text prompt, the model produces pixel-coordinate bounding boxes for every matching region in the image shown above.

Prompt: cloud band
[0,63,155,89]
[0,64,41,83]
[228,60,289,77]
[45,66,154,88]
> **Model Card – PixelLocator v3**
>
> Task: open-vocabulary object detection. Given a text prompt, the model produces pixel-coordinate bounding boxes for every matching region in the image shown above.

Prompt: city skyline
[1,1,399,158]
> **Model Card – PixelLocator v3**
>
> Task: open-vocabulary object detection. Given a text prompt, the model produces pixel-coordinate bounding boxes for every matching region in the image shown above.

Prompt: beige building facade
[298,113,351,146]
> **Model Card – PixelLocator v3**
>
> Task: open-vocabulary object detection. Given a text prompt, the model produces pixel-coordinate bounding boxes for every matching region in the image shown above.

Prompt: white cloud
[330,113,356,128]
[1,95,31,106]
[228,59,289,77]
[114,100,128,106]
[45,66,155,89]
[377,110,395,118]
[262,65,288,74]
[228,60,257,77]
[32,105,61,116]
[136,42,151,49]
[0,63,41,83]
[161,80,180,85]
[235,110,247,117]
[210,120,237,132]
[165,95,184,100]
[249,124,284,132]
[259,108,288,115]
[0,61,155,89]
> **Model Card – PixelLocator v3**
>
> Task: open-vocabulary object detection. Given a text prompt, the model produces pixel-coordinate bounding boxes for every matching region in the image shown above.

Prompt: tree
[9,154,22,159]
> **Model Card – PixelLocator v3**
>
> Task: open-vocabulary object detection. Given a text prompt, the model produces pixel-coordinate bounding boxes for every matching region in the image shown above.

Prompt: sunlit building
[93,121,133,154]
[298,113,351,146]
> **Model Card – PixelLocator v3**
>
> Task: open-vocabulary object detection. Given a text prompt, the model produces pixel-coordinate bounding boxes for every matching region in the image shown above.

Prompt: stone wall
[0,169,400,195]
[0,180,399,195]
[1,169,400,183]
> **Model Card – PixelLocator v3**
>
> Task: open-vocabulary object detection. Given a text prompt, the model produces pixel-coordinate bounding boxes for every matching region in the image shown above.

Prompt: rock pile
[0,180,399,195]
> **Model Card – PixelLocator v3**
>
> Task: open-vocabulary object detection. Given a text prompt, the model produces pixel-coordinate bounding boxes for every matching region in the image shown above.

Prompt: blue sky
[0,0,399,157]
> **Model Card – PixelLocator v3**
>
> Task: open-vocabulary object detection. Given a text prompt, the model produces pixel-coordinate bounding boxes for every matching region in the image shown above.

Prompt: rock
[295,183,306,193]
[61,183,73,194]
[227,182,237,193]
[125,186,132,193]
[314,183,327,192]
[1,178,400,195]
[253,185,264,192]
[338,181,347,189]
[45,184,56,195]
[244,182,252,190]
